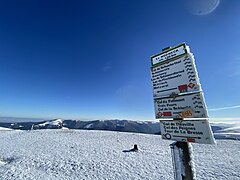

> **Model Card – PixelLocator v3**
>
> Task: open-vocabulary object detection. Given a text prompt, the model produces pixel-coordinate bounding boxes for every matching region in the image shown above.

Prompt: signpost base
[170,141,195,180]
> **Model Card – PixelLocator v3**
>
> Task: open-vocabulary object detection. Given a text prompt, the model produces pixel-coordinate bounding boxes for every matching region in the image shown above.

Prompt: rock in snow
[0,129,239,179]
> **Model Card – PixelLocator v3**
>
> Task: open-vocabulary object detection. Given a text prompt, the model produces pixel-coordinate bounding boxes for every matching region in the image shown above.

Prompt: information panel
[151,44,187,66]
[160,119,215,144]
[151,54,200,98]
[154,92,208,119]
[150,43,215,144]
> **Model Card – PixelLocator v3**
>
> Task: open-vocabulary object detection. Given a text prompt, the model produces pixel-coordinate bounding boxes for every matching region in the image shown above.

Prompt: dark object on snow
[133,144,138,151]
[123,144,138,153]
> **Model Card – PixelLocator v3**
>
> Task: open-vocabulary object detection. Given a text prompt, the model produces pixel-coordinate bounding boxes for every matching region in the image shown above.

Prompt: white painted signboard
[160,119,215,144]
[151,54,201,98]
[154,92,208,119]
[151,44,187,66]
[150,43,215,144]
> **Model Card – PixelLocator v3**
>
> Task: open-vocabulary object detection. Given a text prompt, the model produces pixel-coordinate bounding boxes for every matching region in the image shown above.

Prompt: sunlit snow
[0,129,239,179]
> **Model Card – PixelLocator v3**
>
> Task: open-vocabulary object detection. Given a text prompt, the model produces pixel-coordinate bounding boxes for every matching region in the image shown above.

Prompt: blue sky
[0,0,239,121]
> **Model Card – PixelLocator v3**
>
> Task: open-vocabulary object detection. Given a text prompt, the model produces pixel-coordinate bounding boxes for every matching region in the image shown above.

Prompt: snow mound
[0,127,12,131]
[38,119,62,127]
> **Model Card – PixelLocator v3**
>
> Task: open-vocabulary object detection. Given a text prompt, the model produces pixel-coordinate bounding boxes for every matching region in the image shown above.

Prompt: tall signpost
[150,43,215,180]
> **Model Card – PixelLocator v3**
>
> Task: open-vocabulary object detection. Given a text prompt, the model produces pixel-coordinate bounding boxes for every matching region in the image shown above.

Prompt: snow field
[0,129,240,179]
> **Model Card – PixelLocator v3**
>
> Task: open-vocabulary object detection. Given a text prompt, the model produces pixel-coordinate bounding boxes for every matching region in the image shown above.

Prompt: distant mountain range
[0,119,239,140]
[0,119,161,134]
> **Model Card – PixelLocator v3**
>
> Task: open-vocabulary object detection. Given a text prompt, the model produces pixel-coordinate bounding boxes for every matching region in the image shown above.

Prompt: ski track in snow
[0,129,239,180]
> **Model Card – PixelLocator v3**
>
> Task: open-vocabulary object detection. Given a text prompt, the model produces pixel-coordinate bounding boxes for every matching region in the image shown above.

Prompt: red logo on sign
[178,84,188,93]
[157,112,162,117]
[188,83,195,89]
[187,138,195,143]
[163,112,172,117]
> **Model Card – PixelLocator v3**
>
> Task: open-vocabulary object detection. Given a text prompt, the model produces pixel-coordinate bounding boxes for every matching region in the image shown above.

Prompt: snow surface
[0,129,240,180]
[38,119,62,127]
[0,127,12,131]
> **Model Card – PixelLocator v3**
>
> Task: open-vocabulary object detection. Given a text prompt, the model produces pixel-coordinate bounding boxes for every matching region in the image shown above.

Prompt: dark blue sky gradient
[0,0,240,120]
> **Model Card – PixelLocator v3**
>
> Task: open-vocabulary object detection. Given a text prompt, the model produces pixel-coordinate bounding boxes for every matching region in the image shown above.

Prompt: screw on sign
[177,109,193,118]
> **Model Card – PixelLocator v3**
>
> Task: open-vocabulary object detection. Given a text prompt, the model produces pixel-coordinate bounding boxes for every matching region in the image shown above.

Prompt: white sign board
[160,119,215,144]
[151,44,187,66]
[154,92,208,119]
[151,54,200,98]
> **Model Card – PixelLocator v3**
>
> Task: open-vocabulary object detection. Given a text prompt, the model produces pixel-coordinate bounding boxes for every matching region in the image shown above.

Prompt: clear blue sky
[0,0,239,121]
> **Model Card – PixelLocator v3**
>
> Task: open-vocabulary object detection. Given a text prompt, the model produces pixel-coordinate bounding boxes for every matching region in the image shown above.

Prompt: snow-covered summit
[32,119,63,129]
[38,118,62,127]
[0,129,239,179]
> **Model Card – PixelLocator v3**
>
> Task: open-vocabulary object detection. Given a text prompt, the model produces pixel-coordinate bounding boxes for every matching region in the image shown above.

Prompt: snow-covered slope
[33,119,63,129]
[211,122,240,140]
[37,119,62,127]
[0,129,239,179]
[0,127,12,131]
[212,122,240,133]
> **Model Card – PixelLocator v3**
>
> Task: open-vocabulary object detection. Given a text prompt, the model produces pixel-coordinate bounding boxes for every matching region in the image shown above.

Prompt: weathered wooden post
[150,43,215,180]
